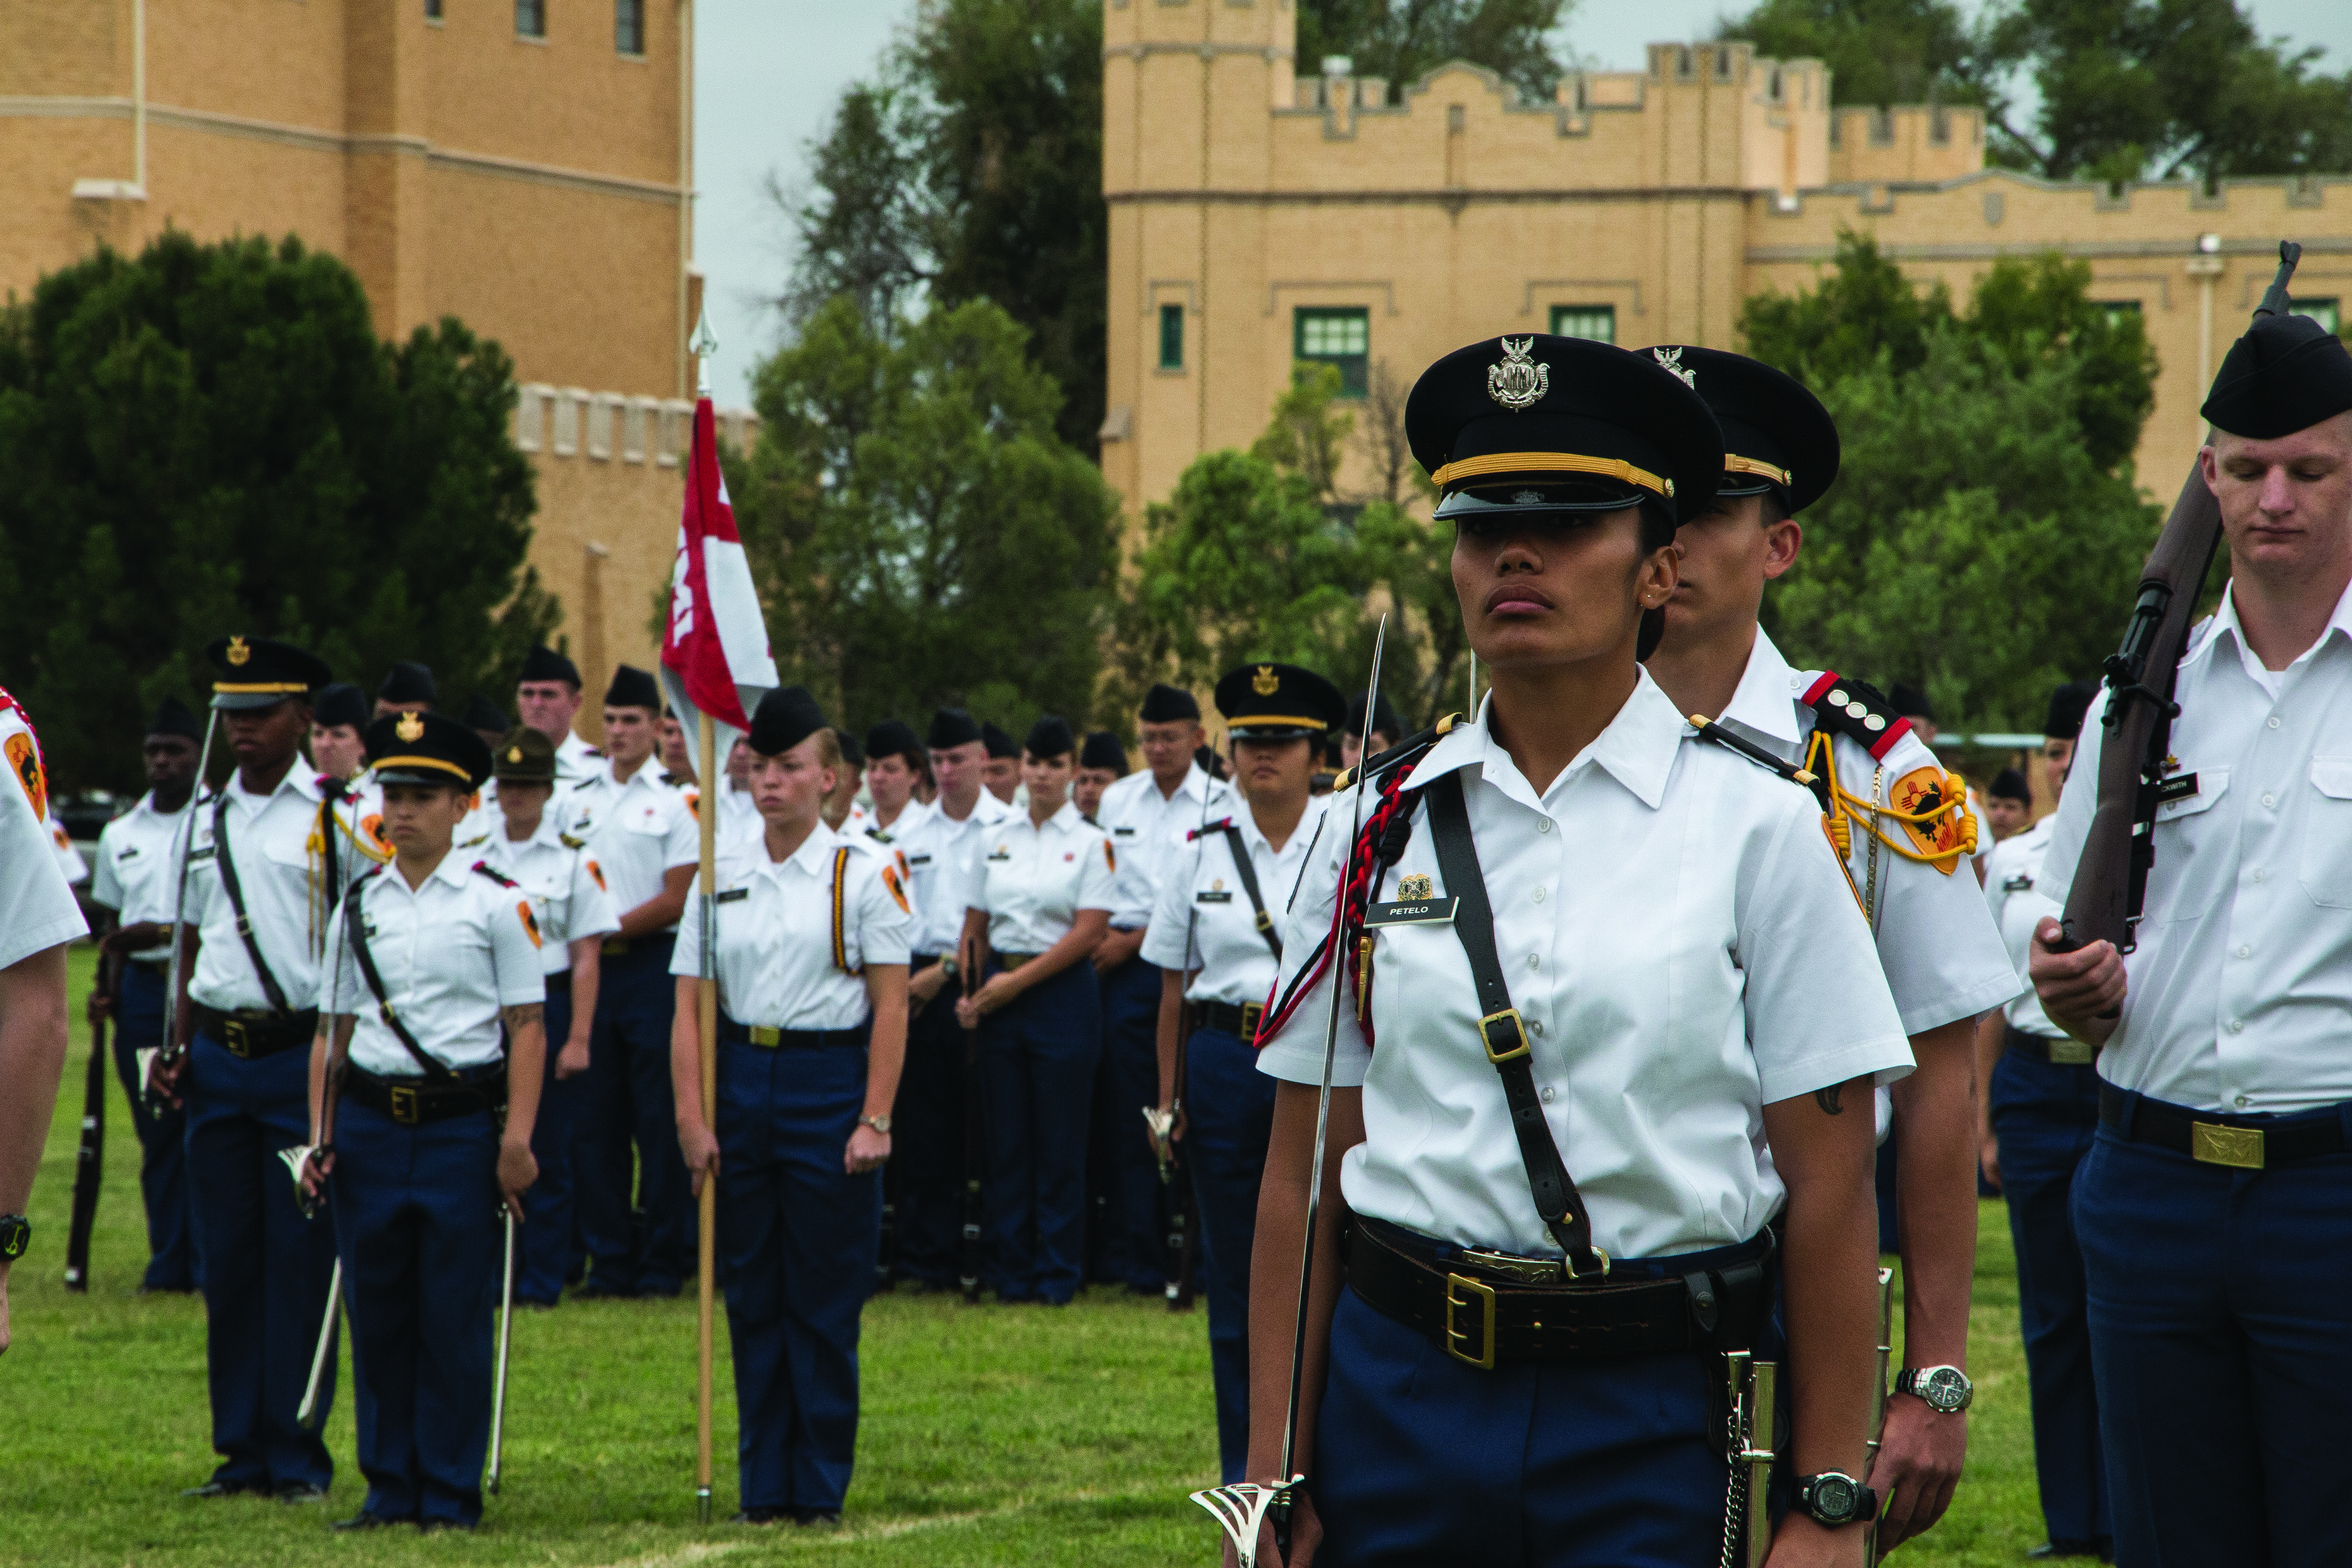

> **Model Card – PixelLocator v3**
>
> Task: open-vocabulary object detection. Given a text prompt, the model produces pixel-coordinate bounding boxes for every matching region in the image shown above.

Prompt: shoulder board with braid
[471,861,520,889]
[1330,712,1465,794]
[559,832,588,851]
[1186,817,1236,842]
[1687,714,1827,805]
[1798,673,1914,762]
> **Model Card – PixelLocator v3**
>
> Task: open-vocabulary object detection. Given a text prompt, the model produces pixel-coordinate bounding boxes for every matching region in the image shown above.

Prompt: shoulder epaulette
[471,861,519,889]
[457,831,490,850]
[1687,714,1825,802]
[1186,817,1236,841]
[560,832,587,851]
[1798,672,1913,763]
[1330,713,1463,794]
[865,828,894,845]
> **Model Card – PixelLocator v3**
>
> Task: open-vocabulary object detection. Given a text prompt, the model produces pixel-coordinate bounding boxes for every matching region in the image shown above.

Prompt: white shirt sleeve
[0,781,86,971]
[90,821,127,913]
[661,796,701,872]
[569,851,621,942]
[1077,832,1119,914]
[668,871,706,979]
[490,882,548,1007]
[857,856,915,968]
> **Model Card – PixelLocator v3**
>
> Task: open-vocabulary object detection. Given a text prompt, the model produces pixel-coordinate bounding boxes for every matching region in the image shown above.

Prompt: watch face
[1813,1475,1856,1521]
[1921,1366,1971,1412]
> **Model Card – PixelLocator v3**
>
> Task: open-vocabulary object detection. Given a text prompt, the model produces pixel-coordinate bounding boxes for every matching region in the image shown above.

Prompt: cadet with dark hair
[861,720,931,840]
[980,722,1021,807]
[1074,731,1127,824]
[823,727,866,833]
[1983,768,2033,845]
[513,647,603,788]
[374,661,437,718]
[1340,691,1401,772]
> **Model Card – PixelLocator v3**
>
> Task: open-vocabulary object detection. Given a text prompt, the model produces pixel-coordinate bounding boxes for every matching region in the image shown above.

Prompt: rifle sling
[1217,824,1284,961]
[343,883,461,1084]
[210,791,294,1016]
[1424,772,1607,1277]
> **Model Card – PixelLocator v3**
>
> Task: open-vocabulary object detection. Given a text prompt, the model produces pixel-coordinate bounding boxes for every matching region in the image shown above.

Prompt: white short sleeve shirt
[1142,795,1329,1007]
[1981,818,2066,1038]
[967,801,1118,956]
[560,762,699,928]
[92,791,193,960]
[184,767,329,1013]
[670,823,914,1032]
[328,854,546,1075]
[1096,764,1231,930]
[896,789,1015,956]
[471,818,622,977]
[0,698,88,971]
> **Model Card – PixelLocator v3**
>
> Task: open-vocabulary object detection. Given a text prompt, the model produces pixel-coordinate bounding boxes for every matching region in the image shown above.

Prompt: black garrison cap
[518,646,581,687]
[491,726,556,784]
[749,687,827,758]
[1989,767,2031,805]
[2202,310,2352,439]
[366,709,492,791]
[1889,683,1934,722]
[1023,716,1075,758]
[1406,334,1723,525]
[1649,345,1840,514]
[205,636,329,711]
[982,722,1019,760]
[2044,680,2098,741]
[146,696,204,741]
[1219,663,1345,743]
[313,683,370,732]
[377,660,438,707]
[604,665,661,711]
[865,720,925,769]
[927,708,983,750]
[460,695,510,737]
[834,727,866,768]
[1080,731,1128,773]
[1139,683,1201,723]
[1346,690,1403,744]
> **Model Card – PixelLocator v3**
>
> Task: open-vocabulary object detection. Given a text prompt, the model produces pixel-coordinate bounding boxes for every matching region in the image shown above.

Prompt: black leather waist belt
[344,1063,506,1126]
[911,954,942,973]
[193,1005,318,1060]
[2099,1082,2349,1171]
[995,952,1041,971]
[719,1018,864,1050]
[1190,998,1263,1040]
[2004,1024,2096,1066]
[1346,1217,1774,1372]
[602,933,676,959]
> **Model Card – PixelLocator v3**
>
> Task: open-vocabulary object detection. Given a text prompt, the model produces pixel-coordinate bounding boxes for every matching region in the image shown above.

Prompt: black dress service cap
[146,696,205,742]
[1218,663,1345,743]
[205,636,330,711]
[604,664,662,711]
[367,709,493,791]
[1649,345,1840,514]
[927,708,983,750]
[2044,680,2098,741]
[1139,683,1201,724]
[1989,767,2031,805]
[460,695,510,736]
[749,687,828,758]
[983,722,1020,760]
[1346,690,1403,743]
[834,727,866,768]
[2202,309,2352,440]
[1889,683,1934,723]
[1406,334,1724,524]
[1024,716,1075,758]
[519,646,582,687]
[1080,731,1127,773]
[865,719,925,768]
[377,660,438,707]
[313,683,370,732]
[491,727,557,784]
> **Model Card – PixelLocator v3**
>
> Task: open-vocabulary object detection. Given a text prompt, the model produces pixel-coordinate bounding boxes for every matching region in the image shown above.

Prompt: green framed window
[1159,303,1185,370]
[515,0,545,38]
[1550,304,1615,343]
[2098,300,2143,326]
[2294,297,2341,334]
[1294,307,1370,397]
[616,0,646,55]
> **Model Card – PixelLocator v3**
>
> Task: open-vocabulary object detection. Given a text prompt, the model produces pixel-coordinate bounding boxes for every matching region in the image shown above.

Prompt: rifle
[1157,1023,1199,1313]
[957,935,987,1305]
[63,951,119,1291]
[2059,242,2302,958]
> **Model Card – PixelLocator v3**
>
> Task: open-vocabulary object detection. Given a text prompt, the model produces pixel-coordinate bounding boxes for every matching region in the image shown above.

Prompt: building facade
[3,0,755,725]
[1100,0,2352,512]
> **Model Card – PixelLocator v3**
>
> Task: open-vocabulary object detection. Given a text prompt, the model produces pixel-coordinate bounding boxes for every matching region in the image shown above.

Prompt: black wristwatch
[1896,1364,1974,1413]
[1795,1470,1877,1527]
[0,1213,30,1262]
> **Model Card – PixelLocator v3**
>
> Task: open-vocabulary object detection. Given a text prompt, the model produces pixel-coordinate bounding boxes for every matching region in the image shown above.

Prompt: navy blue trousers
[1988,1047,2108,1546]
[332,1096,502,1526]
[1094,953,1165,1291]
[515,984,579,1305]
[184,1028,338,1491]
[717,1032,881,1513]
[1185,1025,1276,1484]
[978,959,1101,1303]
[2076,1093,2352,1568]
[575,937,693,1294]
[886,968,965,1285]
[112,962,199,1290]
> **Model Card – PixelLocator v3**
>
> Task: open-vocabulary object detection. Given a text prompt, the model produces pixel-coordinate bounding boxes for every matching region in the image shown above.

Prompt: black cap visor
[211,686,309,713]
[1437,479,1651,522]
[374,763,473,790]
[1228,719,1327,742]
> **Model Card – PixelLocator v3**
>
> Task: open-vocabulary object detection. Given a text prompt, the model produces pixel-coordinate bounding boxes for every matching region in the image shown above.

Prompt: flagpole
[694,706,718,1526]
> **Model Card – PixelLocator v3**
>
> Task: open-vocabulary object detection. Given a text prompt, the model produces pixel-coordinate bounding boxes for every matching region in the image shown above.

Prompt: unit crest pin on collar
[1488,337,1548,411]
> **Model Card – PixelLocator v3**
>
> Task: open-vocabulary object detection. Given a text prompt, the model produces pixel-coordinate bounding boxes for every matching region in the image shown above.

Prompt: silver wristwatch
[858,1114,893,1135]
[1896,1364,1973,1413]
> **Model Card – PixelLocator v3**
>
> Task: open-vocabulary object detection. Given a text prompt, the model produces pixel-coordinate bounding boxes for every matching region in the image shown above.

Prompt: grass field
[5,944,2067,1566]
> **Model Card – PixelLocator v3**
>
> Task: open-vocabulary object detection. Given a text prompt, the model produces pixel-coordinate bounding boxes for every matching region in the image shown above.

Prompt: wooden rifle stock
[64,952,119,1291]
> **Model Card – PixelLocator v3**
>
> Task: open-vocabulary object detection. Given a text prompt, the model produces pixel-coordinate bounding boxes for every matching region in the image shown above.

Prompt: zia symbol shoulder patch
[1890,767,1969,871]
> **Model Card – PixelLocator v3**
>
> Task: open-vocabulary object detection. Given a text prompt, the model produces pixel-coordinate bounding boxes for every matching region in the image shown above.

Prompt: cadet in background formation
[1981,768,2033,847]
[980,723,1020,807]
[513,647,604,788]
[658,707,696,790]
[472,728,619,1309]
[954,717,1115,1305]
[460,696,510,755]
[859,720,930,842]
[1338,691,1400,773]
[2032,300,2352,1565]
[1644,344,2019,1549]
[823,727,866,832]
[1977,680,2107,1562]
[670,689,911,1525]
[87,697,206,1293]
[301,710,546,1534]
[1144,661,1337,1483]
[374,661,436,719]
[1074,731,1126,824]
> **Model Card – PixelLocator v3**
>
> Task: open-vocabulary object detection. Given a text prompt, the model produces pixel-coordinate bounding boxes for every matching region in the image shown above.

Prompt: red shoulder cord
[1250,767,1422,1052]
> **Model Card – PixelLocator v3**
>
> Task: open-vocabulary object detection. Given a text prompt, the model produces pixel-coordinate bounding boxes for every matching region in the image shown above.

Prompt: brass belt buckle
[1240,1000,1263,1039]
[2049,1039,2095,1066]
[223,1018,250,1058]
[1479,1007,1531,1065]
[388,1085,420,1126]
[748,1025,782,1047]
[2191,1121,2264,1169]
[1443,1272,1498,1369]
[602,937,629,957]
[1458,1247,1564,1286]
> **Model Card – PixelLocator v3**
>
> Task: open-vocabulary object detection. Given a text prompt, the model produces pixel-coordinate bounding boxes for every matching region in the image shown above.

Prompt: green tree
[1299,0,1572,105]
[1737,230,1955,386]
[0,231,553,794]
[729,294,1118,736]
[1718,0,1981,107]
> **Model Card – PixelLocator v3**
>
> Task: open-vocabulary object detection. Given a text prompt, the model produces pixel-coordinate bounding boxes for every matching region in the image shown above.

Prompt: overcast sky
[693,0,2352,407]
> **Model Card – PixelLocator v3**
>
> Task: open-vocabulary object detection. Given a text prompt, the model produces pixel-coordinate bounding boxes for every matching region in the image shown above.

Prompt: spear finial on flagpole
[689,308,718,399]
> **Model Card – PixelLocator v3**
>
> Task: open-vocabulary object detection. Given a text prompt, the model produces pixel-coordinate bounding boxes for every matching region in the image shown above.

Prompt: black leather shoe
[181,1479,259,1499]
[790,1507,841,1527]
[275,1482,329,1504]
[734,1506,787,1525]
[333,1513,405,1532]
[572,1280,634,1301]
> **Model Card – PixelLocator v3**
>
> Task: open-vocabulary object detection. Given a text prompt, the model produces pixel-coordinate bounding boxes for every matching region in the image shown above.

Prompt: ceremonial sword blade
[489,1208,517,1494]
[296,1258,341,1430]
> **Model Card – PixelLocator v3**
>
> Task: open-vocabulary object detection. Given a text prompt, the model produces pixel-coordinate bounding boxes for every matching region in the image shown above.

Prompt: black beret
[834,727,865,768]
[2202,309,2352,440]
[1079,730,1128,773]
[518,646,581,687]
[1139,683,1201,723]
[459,695,510,736]
[749,686,828,758]
[1346,690,1403,743]
[1406,334,1724,524]
[1989,767,2031,804]
[146,696,204,742]
[865,719,925,767]
[1219,662,1345,742]
[2044,680,2098,741]
[491,726,557,784]
[376,660,438,707]
[1024,715,1075,758]
[205,636,330,711]
[1649,345,1839,514]
[927,708,983,750]
[604,664,661,711]
[312,683,370,732]
[1889,683,1934,722]
[982,722,1019,760]
[366,709,492,791]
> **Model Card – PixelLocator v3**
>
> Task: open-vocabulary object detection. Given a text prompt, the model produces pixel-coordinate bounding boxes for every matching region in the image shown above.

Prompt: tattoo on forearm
[1816,1083,1845,1116]
[502,1003,544,1033]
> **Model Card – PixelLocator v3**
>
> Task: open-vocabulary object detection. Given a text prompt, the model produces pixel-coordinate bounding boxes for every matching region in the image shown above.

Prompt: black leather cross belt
[193,1005,318,1060]
[1189,998,1263,1039]
[343,1063,506,1126]
[2099,1082,2349,1170]
[1346,1216,1774,1372]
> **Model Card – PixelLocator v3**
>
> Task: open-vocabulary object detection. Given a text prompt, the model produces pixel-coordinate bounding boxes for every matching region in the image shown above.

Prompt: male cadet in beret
[87,697,207,1293]
[1074,730,1127,824]
[298,710,547,1532]
[1248,335,1906,1565]
[373,660,437,719]
[513,646,603,789]
[155,636,345,1501]
[1975,680,2108,1562]
[980,722,1022,807]
[1644,344,2018,1551]
[1091,685,1227,1294]
[1340,690,1402,772]
[879,710,1014,1289]
[2029,295,2352,1565]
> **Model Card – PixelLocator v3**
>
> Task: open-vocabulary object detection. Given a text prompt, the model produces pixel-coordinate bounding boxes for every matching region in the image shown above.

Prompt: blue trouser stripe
[978,960,1101,1303]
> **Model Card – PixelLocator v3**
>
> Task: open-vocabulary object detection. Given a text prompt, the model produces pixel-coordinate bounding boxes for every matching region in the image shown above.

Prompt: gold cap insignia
[506,746,524,763]
[1487,337,1548,412]
[1399,873,1434,900]
[396,713,425,742]
[225,635,251,667]
[1253,665,1280,696]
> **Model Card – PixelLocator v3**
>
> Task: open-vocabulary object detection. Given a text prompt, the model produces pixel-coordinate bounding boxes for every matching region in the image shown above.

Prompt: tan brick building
[2,0,756,728]
[1100,0,2352,513]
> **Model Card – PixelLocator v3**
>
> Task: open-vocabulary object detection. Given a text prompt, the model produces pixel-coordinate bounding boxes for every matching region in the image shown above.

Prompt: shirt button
[2235,1094,2251,1108]
[2237,945,2252,959]
[2230,1019,2245,1033]
[1533,887,1547,903]
[2267,716,2282,729]
[2262,792,2277,808]
[2252,869,2266,883]
[1530,1021,1545,1036]
[1540,1086,1556,1104]
[1526,954,1541,970]
[1537,819,1553,833]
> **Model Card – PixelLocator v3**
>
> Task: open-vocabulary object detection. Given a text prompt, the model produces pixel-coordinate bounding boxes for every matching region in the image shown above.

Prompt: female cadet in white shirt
[953,716,1117,1305]
[670,688,910,1526]
[1243,336,1911,1568]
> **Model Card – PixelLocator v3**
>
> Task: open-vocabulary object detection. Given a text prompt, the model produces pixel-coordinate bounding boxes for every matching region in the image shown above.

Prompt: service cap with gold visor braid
[364,708,494,791]
[203,634,331,711]
[1644,344,1841,517]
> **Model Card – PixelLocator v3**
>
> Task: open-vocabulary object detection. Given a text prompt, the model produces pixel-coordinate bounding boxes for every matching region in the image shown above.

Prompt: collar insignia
[396,713,425,742]
[1253,665,1280,696]
[1487,337,1547,412]
[225,635,251,667]
[1398,872,1434,900]
[1651,346,1696,387]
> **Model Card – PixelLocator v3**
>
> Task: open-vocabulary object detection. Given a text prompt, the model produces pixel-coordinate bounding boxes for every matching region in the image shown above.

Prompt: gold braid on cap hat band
[1230,716,1329,731]
[212,682,313,694]
[371,755,473,783]
[1724,454,1793,487]
[1430,452,1673,499]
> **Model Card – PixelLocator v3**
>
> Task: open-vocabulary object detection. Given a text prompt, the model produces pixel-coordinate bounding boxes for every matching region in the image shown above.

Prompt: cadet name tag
[714,888,750,904]
[187,846,216,863]
[1196,890,1234,904]
[1366,897,1458,927]
[2156,772,2200,805]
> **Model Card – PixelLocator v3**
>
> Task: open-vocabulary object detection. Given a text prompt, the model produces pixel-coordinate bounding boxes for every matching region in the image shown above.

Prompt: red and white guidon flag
[660,398,777,747]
